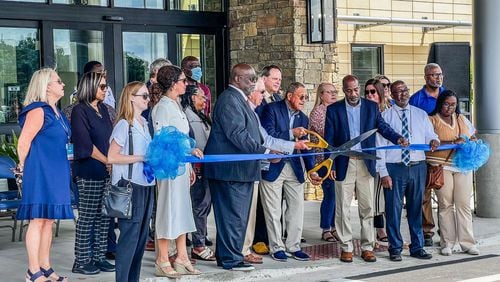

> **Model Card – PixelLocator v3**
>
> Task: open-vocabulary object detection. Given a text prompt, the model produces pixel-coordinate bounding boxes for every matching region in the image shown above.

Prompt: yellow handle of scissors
[304,129,329,149]
[307,158,333,183]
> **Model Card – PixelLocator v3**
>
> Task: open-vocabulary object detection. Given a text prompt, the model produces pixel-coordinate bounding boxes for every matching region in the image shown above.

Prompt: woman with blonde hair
[152,65,203,278]
[107,82,155,281]
[17,68,73,281]
[309,82,340,242]
[71,71,115,275]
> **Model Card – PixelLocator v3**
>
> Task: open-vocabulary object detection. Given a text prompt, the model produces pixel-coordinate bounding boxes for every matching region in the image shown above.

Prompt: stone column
[473,0,500,217]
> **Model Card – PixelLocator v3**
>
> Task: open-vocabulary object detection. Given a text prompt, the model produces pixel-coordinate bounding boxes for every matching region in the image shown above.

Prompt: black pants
[115,184,154,282]
[191,173,212,247]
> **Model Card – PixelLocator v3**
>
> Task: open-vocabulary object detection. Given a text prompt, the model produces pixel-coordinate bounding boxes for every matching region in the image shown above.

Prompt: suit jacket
[255,92,282,117]
[259,100,315,183]
[324,98,402,181]
[204,86,267,182]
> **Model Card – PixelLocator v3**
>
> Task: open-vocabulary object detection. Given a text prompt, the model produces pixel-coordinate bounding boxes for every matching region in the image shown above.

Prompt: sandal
[173,260,201,275]
[155,261,181,279]
[321,231,336,242]
[25,270,50,282]
[331,229,341,241]
[40,267,67,282]
[377,235,388,243]
[191,246,216,261]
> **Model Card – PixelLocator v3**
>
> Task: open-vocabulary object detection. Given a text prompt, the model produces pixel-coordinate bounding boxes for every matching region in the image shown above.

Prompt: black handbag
[102,125,134,219]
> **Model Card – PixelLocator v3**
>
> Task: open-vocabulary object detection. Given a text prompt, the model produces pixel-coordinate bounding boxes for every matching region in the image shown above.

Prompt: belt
[396,161,424,167]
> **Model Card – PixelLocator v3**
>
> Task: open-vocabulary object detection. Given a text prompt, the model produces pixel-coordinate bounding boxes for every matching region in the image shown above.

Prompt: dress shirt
[285,101,300,140]
[376,104,439,177]
[345,100,361,151]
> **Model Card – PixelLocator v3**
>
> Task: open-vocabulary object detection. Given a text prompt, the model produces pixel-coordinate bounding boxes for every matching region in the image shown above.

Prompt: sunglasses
[132,93,150,100]
[99,84,108,91]
[382,83,391,88]
[365,89,377,95]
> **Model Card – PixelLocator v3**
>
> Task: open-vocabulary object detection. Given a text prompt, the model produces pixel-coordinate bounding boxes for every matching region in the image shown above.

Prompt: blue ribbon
[183,144,460,163]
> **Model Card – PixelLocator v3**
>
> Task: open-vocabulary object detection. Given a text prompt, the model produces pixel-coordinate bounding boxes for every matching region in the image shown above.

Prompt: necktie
[401,109,410,166]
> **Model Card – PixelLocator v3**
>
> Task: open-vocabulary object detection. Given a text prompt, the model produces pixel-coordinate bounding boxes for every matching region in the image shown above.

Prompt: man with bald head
[204,64,268,271]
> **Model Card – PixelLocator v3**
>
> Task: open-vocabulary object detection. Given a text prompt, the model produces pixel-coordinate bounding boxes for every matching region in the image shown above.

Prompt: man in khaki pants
[324,75,406,263]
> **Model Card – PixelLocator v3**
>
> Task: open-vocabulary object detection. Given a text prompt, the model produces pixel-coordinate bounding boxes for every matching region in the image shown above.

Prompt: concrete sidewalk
[2,200,500,281]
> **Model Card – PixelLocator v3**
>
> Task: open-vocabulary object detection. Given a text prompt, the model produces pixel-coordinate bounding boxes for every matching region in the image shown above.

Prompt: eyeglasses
[442,102,457,108]
[426,73,444,79]
[392,88,410,95]
[296,95,308,101]
[132,93,150,100]
[99,84,108,91]
[365,89,377,95]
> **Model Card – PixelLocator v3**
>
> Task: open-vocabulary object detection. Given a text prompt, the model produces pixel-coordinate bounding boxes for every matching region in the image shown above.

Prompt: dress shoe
[340,251,353,263]
[410,249,432,259]
[361,250,377,262]
[72,262,100,275]
[389,253,402,262]
[424,238,433,247]
[94,260,115,272]
[230,262,255,271]
[105,251,115,260]
[252,242,270,255]
[145,240,155,251]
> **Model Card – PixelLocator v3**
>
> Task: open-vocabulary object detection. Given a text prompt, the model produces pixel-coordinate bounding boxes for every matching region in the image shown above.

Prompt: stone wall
[229,0,339,110]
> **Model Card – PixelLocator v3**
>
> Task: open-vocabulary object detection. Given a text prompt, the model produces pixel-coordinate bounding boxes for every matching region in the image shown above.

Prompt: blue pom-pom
[453,137,491,172]
[145,126,195,180]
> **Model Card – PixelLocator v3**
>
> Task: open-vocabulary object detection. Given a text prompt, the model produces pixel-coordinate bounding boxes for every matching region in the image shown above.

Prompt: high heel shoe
[25,269,50,282]
[173,260,201,275]
[155,261,181,279]
[40,267,67,281]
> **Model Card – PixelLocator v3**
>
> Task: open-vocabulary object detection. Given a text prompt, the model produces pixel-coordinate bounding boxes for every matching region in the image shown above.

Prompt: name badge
[66,143,74,160]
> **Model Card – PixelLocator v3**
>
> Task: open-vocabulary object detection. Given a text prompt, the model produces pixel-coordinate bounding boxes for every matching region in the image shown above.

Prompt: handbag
[102,125,134,219]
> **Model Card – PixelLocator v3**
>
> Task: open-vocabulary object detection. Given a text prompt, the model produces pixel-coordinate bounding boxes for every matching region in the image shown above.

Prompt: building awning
[338,14,472,32]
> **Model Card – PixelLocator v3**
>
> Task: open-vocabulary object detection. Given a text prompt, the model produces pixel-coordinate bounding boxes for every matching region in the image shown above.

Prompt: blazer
[324,98,402,181]
[204,86,267,182]
[255,92,282,117]
[260,100,315,183]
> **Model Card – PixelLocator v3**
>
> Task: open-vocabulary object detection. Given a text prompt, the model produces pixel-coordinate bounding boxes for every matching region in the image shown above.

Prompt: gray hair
[286,82,305,96]
[149,58,172,76]
[424,63,441,75]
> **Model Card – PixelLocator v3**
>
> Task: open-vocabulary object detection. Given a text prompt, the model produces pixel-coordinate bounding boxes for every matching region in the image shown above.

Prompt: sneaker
[466,246,480,255]
[271,250,288,262]
[94,260,115,272]
[229,262,255,272]
[292,250,310,261]
[72,262,100,275]
[441,247,452,256]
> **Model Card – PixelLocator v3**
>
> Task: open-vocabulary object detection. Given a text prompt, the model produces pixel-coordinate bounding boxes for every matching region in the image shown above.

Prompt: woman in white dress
[151,65,203,278]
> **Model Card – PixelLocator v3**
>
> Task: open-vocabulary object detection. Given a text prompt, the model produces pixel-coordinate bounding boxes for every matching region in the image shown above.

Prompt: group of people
[15,57,478,281]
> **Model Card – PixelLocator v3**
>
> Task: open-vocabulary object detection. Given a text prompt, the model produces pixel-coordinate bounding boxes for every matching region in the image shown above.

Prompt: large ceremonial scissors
[304,128,379,182]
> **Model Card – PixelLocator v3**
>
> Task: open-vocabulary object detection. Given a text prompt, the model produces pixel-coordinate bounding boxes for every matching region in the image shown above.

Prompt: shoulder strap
[128,125,134,180]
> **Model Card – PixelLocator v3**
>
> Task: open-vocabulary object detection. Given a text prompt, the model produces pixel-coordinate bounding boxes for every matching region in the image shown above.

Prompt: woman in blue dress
[17,68,73,282]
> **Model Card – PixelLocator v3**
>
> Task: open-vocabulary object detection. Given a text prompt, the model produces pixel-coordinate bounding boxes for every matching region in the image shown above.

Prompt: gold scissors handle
[304,129,329,149]
[307,158,333,183]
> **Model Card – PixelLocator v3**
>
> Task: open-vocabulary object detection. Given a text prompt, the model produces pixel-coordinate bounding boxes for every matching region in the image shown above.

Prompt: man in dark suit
[204,64,267,271]
[259,82,322,262]
[324,75,407,263]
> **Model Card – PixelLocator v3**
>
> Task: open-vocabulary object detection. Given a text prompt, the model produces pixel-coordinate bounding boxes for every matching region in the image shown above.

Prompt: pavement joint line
[344,254,500,280]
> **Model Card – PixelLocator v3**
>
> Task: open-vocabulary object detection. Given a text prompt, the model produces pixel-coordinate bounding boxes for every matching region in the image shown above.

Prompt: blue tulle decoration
[143,163,155,183]
[145,126,195,180]
[453,137,491,172]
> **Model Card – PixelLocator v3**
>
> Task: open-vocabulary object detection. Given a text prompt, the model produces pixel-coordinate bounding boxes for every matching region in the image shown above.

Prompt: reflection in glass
[178,33,217,102]
[52,0,107,5]
[53,29,104,108]
[309,0,322,42]
[0,27,40,124]
[115,0,163,9]
[170,0,222,12]
[323,0,335,42]
[352,46,382,84]
[122,32,168,83]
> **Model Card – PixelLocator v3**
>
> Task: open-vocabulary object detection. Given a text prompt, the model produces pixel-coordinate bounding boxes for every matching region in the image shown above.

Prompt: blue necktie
[401,109,410,166]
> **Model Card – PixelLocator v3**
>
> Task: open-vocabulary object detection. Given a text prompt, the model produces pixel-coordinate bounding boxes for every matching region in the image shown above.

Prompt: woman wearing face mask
[71,71,115,275]
[181,56,212,116]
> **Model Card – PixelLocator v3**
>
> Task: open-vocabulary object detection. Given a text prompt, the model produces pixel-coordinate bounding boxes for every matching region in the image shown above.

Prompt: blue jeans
[320,178,336,229]
[384,162,426,255]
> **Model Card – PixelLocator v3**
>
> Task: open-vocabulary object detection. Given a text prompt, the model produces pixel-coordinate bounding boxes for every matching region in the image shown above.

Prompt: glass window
[52,0,107,5]
[0,27,40,124]
[122,32,168,83]
[53,29,104,108]
[115,0,163,9]
[351,45,383,84]
[178,33,217,101]
[170,0,222,12]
